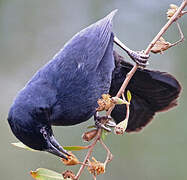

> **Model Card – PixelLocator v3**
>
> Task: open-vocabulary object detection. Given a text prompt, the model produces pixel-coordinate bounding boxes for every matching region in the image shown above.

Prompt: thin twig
[106,65,137,116]
[125,103,130,122]
[169,22,184,47]
[77,162,89,166]
[99,139,113,166]
[145,0,187,54]
[181,10,187,15]
[75,129,102,180]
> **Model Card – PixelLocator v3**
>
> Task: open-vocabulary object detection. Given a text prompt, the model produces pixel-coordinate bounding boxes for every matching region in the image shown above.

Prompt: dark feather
[110,52,181,132]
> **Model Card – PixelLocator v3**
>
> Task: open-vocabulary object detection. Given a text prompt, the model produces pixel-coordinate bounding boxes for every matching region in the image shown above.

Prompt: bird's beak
[45,135,69,160]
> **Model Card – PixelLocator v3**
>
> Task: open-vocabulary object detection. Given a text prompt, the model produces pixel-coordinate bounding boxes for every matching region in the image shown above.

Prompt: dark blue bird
[8,10,181,159]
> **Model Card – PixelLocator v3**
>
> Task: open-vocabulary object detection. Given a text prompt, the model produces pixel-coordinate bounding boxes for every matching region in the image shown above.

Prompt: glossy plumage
[8,10,181,158]
[111,52,181,132]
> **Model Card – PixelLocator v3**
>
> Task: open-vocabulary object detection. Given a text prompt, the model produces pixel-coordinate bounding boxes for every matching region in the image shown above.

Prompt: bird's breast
[50,68,113,126]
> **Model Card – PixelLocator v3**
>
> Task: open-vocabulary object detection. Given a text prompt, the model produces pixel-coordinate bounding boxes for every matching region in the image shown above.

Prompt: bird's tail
[110,52,181,132]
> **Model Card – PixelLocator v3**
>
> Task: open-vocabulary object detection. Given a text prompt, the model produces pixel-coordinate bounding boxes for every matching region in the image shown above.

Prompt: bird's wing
[110,52,181,132]
[56,10,117,71]
[78,9,117,68]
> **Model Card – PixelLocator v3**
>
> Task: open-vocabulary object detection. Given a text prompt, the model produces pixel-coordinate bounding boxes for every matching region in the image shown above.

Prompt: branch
[107,0,187,117]
[99,139,113,166]
[169,22,184,48]
[145,0,187,54]
[74,129,102,180]
[72,2,187,179]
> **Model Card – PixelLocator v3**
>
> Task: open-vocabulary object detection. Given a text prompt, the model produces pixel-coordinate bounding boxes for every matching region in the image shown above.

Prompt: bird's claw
[94,114,116,132]
[106,120,116,127]
[128,50,150,68]
[96,122,112,132]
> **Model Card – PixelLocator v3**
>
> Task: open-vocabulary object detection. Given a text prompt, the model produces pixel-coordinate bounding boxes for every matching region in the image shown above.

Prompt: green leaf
[12,142,87,152]
[30,168,69,180]
[112,97,128,104]
[101,129,108,141]
[87,125,96,129]
[12,142,38,152]
[63,146,88,151]
[127,90,132,103]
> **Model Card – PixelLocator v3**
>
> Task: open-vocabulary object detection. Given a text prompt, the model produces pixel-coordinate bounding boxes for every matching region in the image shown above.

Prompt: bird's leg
[94,112,116,132]
[114,36,149,68]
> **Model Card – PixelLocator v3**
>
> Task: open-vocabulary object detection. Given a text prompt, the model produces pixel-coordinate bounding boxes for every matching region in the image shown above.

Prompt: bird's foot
[113,36,149,68]
[94,113,116,132]
[128,50,149,68]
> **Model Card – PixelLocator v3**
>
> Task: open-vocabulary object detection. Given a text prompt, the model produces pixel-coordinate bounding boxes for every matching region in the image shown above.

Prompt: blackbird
[8,10,181,159]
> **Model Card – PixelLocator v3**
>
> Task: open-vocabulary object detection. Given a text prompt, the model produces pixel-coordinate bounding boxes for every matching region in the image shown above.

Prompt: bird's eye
[43,131,48,139]
[40,127,48,139]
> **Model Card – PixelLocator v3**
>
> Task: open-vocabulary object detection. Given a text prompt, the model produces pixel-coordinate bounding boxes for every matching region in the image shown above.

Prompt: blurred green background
[0,0,187,180]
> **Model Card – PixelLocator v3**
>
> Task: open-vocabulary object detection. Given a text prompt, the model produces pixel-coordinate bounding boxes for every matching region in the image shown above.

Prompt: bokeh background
[0,0,187,180]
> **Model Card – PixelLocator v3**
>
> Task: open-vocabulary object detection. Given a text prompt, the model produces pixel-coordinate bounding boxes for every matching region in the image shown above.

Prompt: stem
[107,0,187,117]
[125,103,130,122]
[116,66,138,98]
[169,22,184,47]
[145,0,187,54]
[181,10,187,15]
[75,129,102,180]
[74,2,187,179]
[99,139,113,166]
[106,65,138,116]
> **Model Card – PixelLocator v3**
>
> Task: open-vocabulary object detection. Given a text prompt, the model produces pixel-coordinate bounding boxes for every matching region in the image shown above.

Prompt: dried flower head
[97,94,128,111]
[166,4,183,20]
[96,94,114,111]
[61,152,79,166]
[167,9,177,19]
[151,37,171,54]
[62,170,76,179]
[82,129,98,142]
[87,157,105,175]
[170,4,178,10]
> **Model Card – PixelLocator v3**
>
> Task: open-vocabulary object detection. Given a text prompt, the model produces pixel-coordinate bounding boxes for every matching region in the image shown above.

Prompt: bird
[8,10,181,159]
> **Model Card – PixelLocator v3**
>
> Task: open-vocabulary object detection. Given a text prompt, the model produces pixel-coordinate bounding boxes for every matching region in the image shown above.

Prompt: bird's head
[8,102,68,159]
